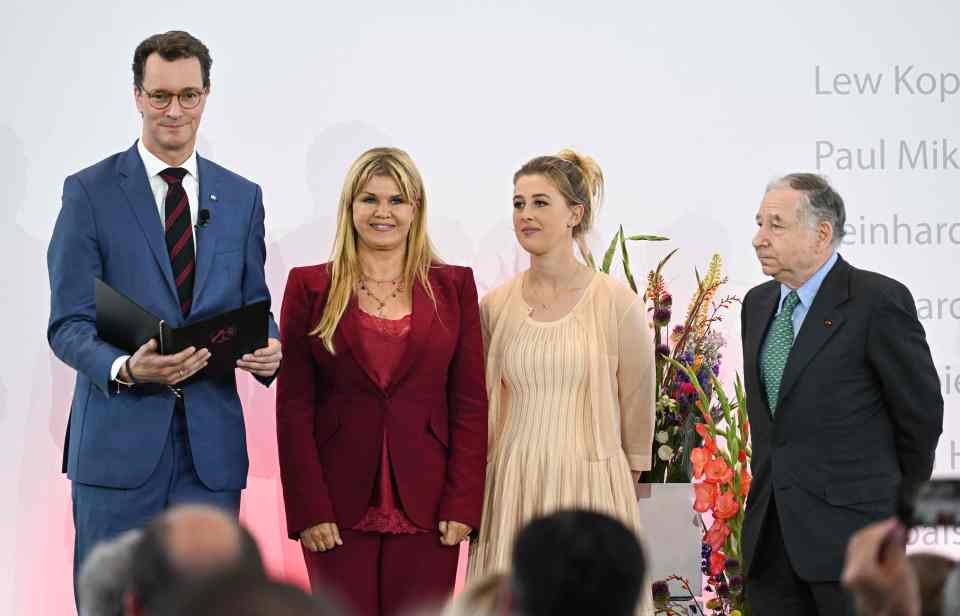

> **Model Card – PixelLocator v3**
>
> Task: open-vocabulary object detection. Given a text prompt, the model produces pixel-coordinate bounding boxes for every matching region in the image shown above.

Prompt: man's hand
[124,339,209,385]
[300,522,342,553]
[841,518,919,616]
[439,520,472,546]
[237,337,282,378]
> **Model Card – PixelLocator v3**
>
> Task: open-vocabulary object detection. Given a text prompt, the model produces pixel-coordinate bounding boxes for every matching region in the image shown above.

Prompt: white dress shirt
[110,141,201,382]
[137,138,200,245]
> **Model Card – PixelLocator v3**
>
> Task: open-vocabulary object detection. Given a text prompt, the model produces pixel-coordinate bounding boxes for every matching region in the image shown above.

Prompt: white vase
[636,482,703,596]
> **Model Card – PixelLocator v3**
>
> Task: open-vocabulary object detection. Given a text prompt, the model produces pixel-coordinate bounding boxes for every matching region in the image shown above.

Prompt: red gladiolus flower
[679,382,696,397]
[739,466,752,498]
[704,458,734,485]
[714,490,739,519]
[695,423,718,453]
[691,447,710,479]
[693,482,717,513]
[709,550,727,577]
[738,449,747,463]
[704,518,730,551]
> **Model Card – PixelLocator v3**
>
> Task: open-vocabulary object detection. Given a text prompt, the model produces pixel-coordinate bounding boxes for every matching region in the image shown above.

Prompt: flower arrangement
[679,359,751,615]
[589,227,751,615]
[651,364,752,615]
[642,251,737,483]
[589,228,738,482]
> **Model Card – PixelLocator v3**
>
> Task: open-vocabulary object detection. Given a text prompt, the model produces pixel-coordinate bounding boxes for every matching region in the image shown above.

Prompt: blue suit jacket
[47,142,279,491]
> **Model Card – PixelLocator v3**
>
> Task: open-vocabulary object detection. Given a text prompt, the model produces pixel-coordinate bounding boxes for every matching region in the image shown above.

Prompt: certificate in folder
[94,278,269,378]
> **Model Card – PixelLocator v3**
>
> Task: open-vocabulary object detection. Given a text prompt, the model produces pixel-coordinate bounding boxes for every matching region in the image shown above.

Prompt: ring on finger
[178,368,184,378]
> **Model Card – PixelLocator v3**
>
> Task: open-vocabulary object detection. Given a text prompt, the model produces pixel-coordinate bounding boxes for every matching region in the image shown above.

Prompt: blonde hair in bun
[514,148,605,236]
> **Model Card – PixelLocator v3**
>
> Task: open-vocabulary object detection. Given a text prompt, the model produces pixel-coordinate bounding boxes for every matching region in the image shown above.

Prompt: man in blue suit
[46,31,282,590]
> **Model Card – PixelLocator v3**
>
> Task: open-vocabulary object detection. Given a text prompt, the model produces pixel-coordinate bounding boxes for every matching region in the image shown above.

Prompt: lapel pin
[824,319,833,328]
[210,193,218,201]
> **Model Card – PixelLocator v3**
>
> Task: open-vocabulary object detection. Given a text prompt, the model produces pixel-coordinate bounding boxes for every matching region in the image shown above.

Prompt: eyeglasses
[139,87,206,110]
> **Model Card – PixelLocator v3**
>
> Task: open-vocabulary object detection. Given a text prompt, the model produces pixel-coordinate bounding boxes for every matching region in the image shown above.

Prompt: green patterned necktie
[760,290,801,414]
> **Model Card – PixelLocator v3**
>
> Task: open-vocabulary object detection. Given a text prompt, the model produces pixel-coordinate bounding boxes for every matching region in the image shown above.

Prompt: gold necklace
[526,264,586,315]
[358,275,403,318]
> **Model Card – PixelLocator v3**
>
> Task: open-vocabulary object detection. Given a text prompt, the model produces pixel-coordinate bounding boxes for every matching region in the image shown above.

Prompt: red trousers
[303,529,459,616]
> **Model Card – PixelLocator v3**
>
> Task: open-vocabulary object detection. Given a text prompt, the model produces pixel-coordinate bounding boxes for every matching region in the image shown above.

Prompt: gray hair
[78,529,142,616]
[766,173,846,247]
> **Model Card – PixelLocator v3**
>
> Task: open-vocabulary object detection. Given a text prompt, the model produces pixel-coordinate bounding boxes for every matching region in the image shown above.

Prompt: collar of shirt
[137,138,198,181]
[778,250,839,313]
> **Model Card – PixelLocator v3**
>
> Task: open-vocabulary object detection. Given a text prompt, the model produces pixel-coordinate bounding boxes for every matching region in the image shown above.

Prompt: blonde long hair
[310,147,440,354]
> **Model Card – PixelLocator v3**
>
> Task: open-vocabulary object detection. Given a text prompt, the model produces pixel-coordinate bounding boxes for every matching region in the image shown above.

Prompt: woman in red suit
[277,147,487,616]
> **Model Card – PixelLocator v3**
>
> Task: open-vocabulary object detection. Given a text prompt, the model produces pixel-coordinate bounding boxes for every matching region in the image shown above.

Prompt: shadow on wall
[1,124,76,615]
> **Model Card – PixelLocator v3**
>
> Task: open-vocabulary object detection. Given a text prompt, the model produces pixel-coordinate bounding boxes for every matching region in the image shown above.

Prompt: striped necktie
[160,167,195,316]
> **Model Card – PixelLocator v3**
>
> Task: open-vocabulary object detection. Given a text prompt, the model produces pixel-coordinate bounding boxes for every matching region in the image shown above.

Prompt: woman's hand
[631,470,643,483]
[300,522,343,552]
[439,520,472,546]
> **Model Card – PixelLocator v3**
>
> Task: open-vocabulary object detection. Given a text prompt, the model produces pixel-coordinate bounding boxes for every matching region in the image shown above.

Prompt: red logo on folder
[210,326,237,345]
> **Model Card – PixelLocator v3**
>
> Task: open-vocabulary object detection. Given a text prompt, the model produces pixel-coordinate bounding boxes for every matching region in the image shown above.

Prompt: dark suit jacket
[276,263,488,537]
[47,142,279,491]
[741,255,942,581]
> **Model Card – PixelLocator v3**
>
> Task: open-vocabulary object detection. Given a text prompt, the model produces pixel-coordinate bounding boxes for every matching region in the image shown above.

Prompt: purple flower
[710,405,724,423]
[660,292,673,307]
[697,367,712,389]
[651,581,670,604]
[700,543,712,576]
[729,575,743,590]
[655,344,671,358]
[653,307,671,326]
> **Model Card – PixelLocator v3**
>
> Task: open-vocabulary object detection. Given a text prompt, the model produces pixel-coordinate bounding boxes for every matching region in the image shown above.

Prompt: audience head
[753,172,844,287]
[78,528,142,616]
[315,146,439,354]
[510,509,646,616]
[125,504,264,615]
[153,573,341,616]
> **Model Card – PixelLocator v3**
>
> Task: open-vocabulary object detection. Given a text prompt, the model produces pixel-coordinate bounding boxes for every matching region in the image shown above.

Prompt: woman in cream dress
[468,150,655,613]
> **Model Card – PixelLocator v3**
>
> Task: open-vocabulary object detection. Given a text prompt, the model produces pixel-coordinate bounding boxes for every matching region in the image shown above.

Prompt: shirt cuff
[110,355,130,381]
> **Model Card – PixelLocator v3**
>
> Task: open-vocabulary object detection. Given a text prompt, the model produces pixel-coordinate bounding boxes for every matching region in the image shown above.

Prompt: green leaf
[655,248,679,277]
[601,228,622,273]
[618,225,639,293]
[626,234,670,242]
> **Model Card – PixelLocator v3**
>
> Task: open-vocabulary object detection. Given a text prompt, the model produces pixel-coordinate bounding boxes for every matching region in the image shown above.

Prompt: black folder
[94,278,269,378]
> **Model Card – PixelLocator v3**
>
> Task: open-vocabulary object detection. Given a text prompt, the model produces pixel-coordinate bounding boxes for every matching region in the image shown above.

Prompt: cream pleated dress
[468,272,654,614]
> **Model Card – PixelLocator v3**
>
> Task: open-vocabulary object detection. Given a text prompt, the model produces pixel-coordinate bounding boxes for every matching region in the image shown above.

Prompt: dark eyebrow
[359,192,404,200]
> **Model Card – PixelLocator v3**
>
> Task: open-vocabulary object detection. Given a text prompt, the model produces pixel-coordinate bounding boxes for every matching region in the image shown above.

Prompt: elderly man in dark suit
[740,173,943,615]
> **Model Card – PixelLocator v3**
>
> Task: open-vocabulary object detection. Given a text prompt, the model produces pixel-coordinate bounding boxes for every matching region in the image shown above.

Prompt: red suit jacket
[277,263,488,537]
